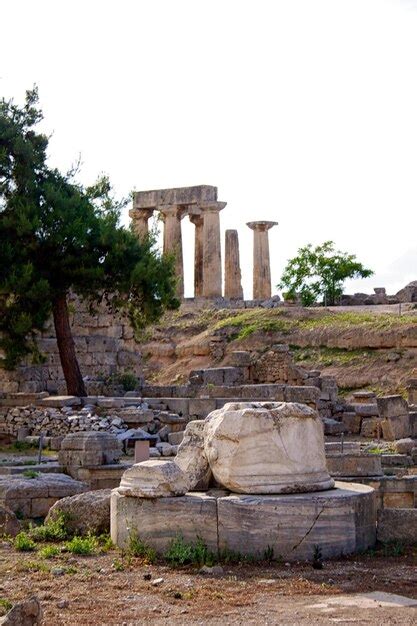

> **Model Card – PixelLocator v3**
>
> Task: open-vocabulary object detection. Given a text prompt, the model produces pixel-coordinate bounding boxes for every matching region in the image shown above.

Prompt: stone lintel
[247,220,278,231]
[133,185,218,209]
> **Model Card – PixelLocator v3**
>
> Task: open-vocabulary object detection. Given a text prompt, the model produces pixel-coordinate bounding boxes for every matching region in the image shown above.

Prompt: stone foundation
[111,482,376,561]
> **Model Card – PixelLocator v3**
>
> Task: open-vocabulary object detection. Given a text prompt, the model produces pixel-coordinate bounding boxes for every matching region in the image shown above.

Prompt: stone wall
[0,295,142,394]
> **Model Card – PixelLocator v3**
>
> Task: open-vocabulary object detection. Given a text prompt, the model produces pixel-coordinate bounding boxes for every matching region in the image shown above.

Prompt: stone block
[341,412,362,434]
[394,438,416,455]
[361,417,383,438]
[240,384,286,400]
[381,415,411,441]
[224,351,253,367]
[111,490,219,552]
[351,404,379,417]
[322,418,347,436]
[217,483,376,560]
[382,492,414,509]
[352,391,376,404]
[285,386,320,406]
[38,395,81,408]
[168,431,185,445]
[410,412,417,437]
[202,369,225,385]
[377,508,417,543]
[380,454,412,467]
[326,453,383,477]
[97,398,125,409]
[223,367,245,385]
[377,395,409,419]
[189,398,217,418]
[325,442,361,454]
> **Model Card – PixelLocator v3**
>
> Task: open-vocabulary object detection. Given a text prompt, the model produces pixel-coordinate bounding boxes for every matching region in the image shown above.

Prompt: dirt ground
[1,544,417,625]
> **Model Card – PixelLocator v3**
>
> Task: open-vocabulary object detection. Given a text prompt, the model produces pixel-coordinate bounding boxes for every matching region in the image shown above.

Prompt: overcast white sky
[1,0,417,298]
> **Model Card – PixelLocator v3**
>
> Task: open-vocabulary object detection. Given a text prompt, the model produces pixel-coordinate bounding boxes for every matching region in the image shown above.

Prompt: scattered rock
[0,596,42,626]
[0,506,21,537]
[199,565,224,575]
[150,578,164,586]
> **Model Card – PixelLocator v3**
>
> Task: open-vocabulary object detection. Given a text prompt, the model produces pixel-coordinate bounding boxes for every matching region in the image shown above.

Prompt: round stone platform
[111,482,376,561]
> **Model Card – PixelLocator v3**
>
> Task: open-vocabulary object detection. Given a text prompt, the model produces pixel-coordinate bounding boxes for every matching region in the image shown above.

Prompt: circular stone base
[111,482,376,561]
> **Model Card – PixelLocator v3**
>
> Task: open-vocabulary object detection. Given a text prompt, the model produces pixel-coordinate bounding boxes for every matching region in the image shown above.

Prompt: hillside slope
[138,304,417,394]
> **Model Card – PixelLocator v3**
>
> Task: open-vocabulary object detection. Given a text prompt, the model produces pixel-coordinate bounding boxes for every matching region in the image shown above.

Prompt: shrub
[64,535,98,556]
[22,469,39,479]
[164,536,215,567]
[0,598,13,617]
[14,532,37,552]
[29,513,69,542]
[39,545,60,559]
[126,531,156,563]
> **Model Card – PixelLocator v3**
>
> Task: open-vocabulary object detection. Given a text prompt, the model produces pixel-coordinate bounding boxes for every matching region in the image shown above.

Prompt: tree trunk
[52,293,86,397]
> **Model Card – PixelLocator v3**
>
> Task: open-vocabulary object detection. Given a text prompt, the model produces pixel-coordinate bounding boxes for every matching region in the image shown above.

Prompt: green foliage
[382,541,406,557]
[14,531,37,552]
[0,88,178,390]
[10,441,35,451]
[0,598,13,617]
[126,531,156,563]
[39,545,60,559]
[29,512,69,541]
[112,558,125,572]
[64,535,98,555]
[105,371,138,392]
[278,241,373,306]
[164,535,215,567]
[22,469,39,479]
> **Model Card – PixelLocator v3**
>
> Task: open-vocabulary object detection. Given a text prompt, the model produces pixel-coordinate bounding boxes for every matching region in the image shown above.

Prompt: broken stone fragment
[175,420,212,490]
[204,401,334,494]
[118,460,190,498]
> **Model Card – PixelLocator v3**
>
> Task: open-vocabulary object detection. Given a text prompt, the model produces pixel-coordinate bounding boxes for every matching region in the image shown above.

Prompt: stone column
[247,221,278,300]
[224,230,243,299]
[129,208,154,239]
[159,204,185,297]
[189,213,204,297]
[201,202,226,298]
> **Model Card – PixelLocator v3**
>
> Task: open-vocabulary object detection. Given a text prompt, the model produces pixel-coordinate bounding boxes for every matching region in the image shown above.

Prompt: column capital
[199,201,227,213]
[158,204,186,220]
[247,220,278,232]
[129,207,154,220]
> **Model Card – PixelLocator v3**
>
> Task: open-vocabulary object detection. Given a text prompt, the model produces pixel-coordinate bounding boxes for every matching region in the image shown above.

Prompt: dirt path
[1,545,417,624]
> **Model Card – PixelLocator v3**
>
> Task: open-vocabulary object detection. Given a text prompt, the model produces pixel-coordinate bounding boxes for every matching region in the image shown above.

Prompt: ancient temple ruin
[129,185,277,301]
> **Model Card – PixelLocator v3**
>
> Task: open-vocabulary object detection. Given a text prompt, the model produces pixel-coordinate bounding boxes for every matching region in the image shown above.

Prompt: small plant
[0,598,13,617]
[39,545,60,559]
[126,531,156,563]
[22,469,39,479]
[263,545,274,563]
[64,535,98,556]
[14,532,37,552]
[382,541,406,557]
[112,558,125,572]
[165,536,216,567]
[11,441,35,452]
[312,545,323,569]
[29,513,69,542]
[97,533,114,552]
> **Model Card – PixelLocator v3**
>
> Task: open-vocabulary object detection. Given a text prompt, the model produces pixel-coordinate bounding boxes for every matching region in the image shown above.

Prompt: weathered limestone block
[377,395,409,418]
[204,402,334,494]
[0,595,43,626]
[46,489,111,535]
[360,417,383,438]
[111,490,219,552]
[326,453,383,477]
[175,420,212,490]
[377,508,417,544]
[118,460,190,498]
[217,483,376,560]
[341,412,362,434]
[0,505,21,537]
[59,431,122,476]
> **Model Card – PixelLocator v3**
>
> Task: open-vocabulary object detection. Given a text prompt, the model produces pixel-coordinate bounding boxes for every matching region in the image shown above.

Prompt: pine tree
[0,88,178,395]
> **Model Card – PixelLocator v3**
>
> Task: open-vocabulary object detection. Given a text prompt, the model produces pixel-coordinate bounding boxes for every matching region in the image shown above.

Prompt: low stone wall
[377,508,417,544]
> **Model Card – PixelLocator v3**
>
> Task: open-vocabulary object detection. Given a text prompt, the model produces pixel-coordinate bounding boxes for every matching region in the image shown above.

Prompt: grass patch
[214,310,294,340]
[126,531,156,563]
[164,535,216,567]
[14,532,37,552]
[22,469,40,479]
[39,545,61,559]
[64,535,98,556]
[291,345,376,366]
[29,513,69,542]
[0,598,13,617]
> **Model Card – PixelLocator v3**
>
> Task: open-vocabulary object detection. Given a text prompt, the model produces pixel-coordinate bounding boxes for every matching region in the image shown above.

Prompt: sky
[1,0,417,299]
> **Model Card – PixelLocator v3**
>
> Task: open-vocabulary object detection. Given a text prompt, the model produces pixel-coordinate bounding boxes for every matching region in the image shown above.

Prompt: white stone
[204,401,334,494]
[175,420,212,490]
[117,460,190,498]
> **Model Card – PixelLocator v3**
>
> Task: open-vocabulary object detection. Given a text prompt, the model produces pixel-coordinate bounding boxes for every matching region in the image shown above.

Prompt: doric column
[159,204,185,297]
[201,201,226,298]
[247,221,278,300]
[189,212,204,297]
[224,229,243,299]
[129,208,154,239]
